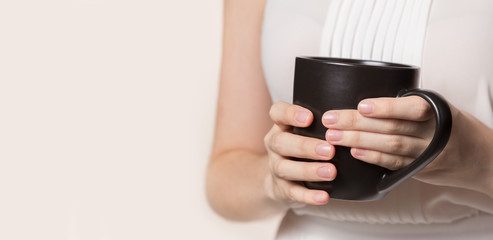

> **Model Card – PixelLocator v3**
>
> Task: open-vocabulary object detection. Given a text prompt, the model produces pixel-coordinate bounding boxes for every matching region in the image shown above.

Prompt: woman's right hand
[263,102,337,208]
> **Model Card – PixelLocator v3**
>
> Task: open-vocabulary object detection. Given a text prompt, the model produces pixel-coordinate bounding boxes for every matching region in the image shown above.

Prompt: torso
[261,0,493,238]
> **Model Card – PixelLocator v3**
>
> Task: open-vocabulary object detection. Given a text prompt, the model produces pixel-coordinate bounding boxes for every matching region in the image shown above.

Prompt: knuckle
[384,120,401,133]
[287,105,298,118]
[268,103,278,120]
[301,163,313,180]
[264,175,278,200]
[271,183,282,201]
[269,102,289,123]
[348,111,359,128]
[390,157,407,170]
[264,129,275,149]
[268,157,276,173]
[287,186,298,201]
[415,101,432,120]
[298,138,312,155]
[371,151,385,166]
[386,136,404,153]
[302,191,312,204]
[273,160,287,179]
[263,133,271,149]
[269,132,283,153]
[270,178,286,202]
[352,131,362,145]
[286,105,300,123]
[340,111,359,128]
[381,100,393,114]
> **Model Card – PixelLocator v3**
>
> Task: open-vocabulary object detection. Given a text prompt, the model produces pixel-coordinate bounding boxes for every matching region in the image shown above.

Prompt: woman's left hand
[322,96,492,193]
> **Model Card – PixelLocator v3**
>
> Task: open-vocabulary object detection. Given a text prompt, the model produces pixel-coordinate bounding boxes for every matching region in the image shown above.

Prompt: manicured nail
[323,112,338,125]
[317,166,332,178]
[352,148,366,157]
[358,101,374,114]
[314,192,328,203]
[326,129,343,141]
[315,143,332,157]
[295,111,310,124]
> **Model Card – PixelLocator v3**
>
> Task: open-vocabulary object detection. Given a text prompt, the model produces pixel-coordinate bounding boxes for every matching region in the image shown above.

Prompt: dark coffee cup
[292,57,452,201]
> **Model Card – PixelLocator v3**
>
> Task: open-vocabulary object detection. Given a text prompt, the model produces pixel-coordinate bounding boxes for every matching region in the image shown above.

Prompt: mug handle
[377,89,452,194]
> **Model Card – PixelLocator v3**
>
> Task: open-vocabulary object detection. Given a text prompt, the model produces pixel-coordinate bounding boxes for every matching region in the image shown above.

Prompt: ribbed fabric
[319,0,432,67]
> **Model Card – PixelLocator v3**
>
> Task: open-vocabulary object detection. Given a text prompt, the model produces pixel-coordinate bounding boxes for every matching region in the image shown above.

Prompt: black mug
[292,57,452,201]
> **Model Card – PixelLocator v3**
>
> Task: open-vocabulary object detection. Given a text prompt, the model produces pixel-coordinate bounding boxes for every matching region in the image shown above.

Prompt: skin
[206,0,493,221]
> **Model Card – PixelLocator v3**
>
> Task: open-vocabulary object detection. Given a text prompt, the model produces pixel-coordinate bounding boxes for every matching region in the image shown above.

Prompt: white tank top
[261,0,493,238]
[319,0,431,66]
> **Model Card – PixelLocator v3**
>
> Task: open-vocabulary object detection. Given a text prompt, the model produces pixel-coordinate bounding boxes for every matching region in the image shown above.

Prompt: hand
[321,96,476,187]
[263,102,336,207]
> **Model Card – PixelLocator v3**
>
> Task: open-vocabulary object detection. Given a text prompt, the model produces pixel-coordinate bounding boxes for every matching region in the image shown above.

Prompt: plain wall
[0,0,281,239]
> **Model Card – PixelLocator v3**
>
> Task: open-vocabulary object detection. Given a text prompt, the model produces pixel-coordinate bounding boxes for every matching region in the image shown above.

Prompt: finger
[271,158,337,181]
[326,129,429,158]
[322,110,435,139]
[351,148,415,170]
[358,96,434,121]
[276,179,330,205]
[269,101,313,130]
[267,131,335,160]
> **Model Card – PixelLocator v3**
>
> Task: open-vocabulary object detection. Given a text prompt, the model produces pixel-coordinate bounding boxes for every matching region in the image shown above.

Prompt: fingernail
[322,112,338,125]
[295,111,310,124]
[358,101,374,114]
[317,166,332,178]
[326,129,343,141]
[352,148,366,157]
[314,192,328,203]
[315,143,332,157]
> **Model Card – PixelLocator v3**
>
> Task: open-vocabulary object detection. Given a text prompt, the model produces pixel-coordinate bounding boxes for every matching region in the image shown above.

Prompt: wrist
[477,127,493,198]
[455,110,493,198]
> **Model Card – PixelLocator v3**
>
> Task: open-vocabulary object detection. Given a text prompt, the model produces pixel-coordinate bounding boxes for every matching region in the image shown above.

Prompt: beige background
[0,0,281,239]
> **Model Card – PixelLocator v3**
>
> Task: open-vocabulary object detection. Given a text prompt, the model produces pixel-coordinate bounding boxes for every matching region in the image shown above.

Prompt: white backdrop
[0,0,281,239]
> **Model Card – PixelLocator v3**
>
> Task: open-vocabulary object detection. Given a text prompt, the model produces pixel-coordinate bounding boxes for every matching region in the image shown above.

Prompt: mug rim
[297,56,419,70]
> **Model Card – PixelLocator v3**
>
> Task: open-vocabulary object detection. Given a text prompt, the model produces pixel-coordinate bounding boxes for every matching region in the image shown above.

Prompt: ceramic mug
[292,57,452,201]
